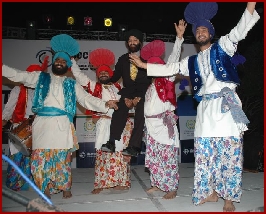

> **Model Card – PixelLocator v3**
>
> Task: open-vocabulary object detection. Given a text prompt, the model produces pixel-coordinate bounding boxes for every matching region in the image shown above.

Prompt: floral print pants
[145,135,179,192]
[192,136,243,205]
[31,149,72,194]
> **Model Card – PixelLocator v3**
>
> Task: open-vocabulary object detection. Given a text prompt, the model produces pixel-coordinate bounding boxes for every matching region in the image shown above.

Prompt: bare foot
[44,187,51,199]
[146,186,160,194]
[223,200,235,212]
[91,188,103,194]
[113,186,129,190]
[163,190,177,199]
[62,190,72,199]
[199,191,218,205]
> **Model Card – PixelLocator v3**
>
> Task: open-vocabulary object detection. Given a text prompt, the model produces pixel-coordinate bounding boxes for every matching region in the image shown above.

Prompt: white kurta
[2,86,34,155]
[146,8,260,138]
[71,61,126,151]
[2,64,109,150]
[144,36,183,146]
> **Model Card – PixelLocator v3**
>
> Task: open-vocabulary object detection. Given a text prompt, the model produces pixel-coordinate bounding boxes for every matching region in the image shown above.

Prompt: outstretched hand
[174,19,187,39]
[129,55,147,69]
[106,100,119,110]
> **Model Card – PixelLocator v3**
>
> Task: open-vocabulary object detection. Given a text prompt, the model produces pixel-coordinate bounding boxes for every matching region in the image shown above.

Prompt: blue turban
[50,34,80,67]
[184,2,218,38]
[52,51,72,67]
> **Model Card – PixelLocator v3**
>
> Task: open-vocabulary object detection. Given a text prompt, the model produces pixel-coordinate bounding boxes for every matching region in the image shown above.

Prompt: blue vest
[32,72,76,121]
[188,42,240,102]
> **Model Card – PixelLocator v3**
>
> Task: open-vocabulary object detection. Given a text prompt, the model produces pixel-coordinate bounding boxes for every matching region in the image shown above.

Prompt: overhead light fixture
[118,24,128,41]
[84,16,92,26]
[26,21,37,40]
[67,16,75,26]
[43,14,53,25]
[104,18,112,27]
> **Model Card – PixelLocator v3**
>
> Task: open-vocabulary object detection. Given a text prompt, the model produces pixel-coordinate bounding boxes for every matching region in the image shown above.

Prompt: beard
[128,43,141,53]
[52,64,68,75]
[99,76,111,84]
[197,37,211,47]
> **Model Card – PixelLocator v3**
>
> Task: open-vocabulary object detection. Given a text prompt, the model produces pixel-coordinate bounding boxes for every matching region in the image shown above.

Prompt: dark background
[2,2,264,39]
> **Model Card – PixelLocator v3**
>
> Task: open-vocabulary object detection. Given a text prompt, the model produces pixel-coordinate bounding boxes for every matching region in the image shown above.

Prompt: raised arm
[247,2,256,15]
[71,58,96,90]
[166,19,187,64]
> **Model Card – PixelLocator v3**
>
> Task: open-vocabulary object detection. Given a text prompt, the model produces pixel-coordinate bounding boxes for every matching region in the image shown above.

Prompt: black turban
[125,29,143,43]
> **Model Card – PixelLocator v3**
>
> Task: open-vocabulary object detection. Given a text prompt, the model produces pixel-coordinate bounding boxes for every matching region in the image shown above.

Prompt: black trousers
[109,97,145,150]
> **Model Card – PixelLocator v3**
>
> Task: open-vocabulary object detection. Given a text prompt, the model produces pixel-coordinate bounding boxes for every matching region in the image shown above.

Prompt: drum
[8,118,33,156]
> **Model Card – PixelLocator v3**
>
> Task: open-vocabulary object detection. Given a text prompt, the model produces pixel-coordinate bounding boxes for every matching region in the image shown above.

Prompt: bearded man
[101,29,152,157]
[2,34,118,199]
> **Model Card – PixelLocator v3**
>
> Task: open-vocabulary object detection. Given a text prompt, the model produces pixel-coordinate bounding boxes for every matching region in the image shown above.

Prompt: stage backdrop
[2,39,198,167]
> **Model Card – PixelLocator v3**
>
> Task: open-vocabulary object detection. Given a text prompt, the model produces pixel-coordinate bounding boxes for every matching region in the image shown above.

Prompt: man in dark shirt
[101,29,151,156]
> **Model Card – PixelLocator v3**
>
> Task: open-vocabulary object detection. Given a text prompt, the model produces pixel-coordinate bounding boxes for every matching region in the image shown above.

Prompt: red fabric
[148,56,165,65]
[85,82,121,115]
[12,85,27,123]
[154,78,177,107]
[96,65,113,77]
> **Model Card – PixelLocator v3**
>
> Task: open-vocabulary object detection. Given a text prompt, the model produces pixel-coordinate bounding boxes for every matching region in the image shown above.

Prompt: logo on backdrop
[186,120,195,130]
[36,47,53,67]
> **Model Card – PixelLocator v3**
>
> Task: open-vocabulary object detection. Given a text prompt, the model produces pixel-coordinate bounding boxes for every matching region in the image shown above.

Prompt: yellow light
[104,18,112,27]
[67,16,75,25]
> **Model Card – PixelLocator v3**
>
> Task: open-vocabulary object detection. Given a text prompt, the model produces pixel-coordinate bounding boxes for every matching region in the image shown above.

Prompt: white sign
[179,116,196,140]
[75,116,96,142]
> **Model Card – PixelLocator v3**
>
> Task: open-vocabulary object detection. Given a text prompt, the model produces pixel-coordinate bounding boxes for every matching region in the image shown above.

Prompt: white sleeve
[75,83,109,114]
[2,86,20,121]
[166,37,184,64]
[71,59,96,90]
[2,65,40,88]
[218,8,260,56]
[147,56,190,77]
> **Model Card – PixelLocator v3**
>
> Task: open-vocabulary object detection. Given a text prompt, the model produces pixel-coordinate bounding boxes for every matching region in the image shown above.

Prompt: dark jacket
[110,53,152,99]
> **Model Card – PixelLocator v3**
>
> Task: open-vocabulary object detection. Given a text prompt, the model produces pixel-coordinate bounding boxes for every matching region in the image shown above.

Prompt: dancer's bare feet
[62,190,72,199]
[146,186,160,194]
[223,200,235,212]
[44,187,51,199]
[91,188,103,194]
[113,186,129,190]
[163,190,177,199]
[199,191,218,205]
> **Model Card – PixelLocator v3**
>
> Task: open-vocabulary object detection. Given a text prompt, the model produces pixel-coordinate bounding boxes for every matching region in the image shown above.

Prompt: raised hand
[174,19,187,38]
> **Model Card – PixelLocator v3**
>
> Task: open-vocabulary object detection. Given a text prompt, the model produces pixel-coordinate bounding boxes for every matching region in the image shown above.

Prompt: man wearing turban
[71,48,133,194]
[2,34,118,199]
[100,29,152,157]
[129,2,260,212]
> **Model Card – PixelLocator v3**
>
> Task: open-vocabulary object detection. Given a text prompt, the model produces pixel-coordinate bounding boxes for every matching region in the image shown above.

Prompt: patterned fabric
[192,136,243,205]
[203,87,250,124]
[93,118,132,188]
[145,134,179,192]
[130,63,138,81]
[93,150,131,189]
[31,149,72,194]
[145,110,178,139]
[6,152,33,191]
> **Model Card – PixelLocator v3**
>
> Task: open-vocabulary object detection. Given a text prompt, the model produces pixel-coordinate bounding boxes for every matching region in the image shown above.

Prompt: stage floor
[2,163,264,212]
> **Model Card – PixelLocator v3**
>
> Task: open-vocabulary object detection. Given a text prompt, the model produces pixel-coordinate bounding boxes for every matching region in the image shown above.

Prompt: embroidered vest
[188,42,240,102]
[32,72,76,119]
[154,78,177,106]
